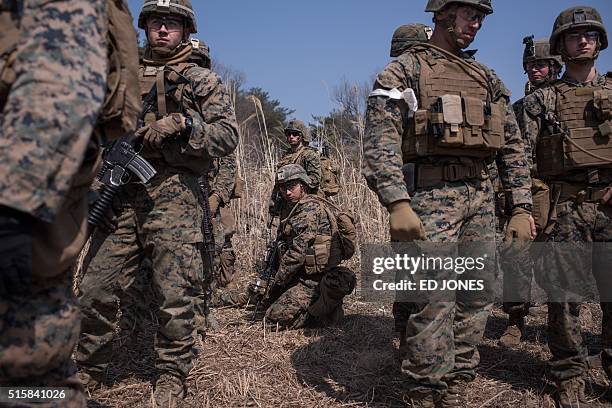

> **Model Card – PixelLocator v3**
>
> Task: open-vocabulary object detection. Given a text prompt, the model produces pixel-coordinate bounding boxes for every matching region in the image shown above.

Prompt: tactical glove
[388,200,426,242]
[505,207,536,243]
[0,206,34,298]
[138,113,186,150]
[209,194,221,214]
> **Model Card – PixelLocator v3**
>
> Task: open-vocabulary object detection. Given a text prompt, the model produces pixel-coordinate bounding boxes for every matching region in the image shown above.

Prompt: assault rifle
[87,82,161,228]
[198,176,217,300]
[250,234,283,321]
[87,135,156,227]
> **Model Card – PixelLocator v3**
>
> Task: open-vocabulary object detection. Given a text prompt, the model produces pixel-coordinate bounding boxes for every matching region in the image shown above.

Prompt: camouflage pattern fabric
[522,72,612,382]
[76,53,239,382]
[76,168,207,380]
[277,145,322,191]
[266,195,355,329]
[363,46,531,393]
[539,201,612,381]
[0,1,109,405]
[396,180,496,391]
[0,0,108,223]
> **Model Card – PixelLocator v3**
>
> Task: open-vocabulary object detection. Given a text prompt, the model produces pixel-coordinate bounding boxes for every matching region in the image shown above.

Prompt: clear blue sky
[128,0,611,122]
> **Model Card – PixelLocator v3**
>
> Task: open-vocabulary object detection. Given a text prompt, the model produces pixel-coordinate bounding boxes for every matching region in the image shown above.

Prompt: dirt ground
[84,295,611,408]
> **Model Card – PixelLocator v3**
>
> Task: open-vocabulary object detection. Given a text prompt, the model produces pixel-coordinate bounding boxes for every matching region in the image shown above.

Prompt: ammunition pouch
[409,96,504,159]
[305,234,331,275]
[531,178,550,233]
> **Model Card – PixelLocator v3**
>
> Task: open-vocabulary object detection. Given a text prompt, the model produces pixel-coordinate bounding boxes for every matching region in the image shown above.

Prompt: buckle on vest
[443,164,463,182]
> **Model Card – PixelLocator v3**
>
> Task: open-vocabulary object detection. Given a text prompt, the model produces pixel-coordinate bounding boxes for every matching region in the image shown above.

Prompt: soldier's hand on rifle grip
[140,113,186,150]
[388,200,427,242]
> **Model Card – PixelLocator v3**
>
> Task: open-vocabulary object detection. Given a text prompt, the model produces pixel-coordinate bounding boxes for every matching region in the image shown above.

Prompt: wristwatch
[512,203,533,213]
[183,115,193,135]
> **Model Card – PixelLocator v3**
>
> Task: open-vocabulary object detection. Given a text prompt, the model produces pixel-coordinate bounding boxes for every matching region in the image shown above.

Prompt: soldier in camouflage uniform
[263,164,356,329]
[270,120,321,218]
[521,6,611,407]
[498,37,563,348]
[388,23,433,334]
[363,0,534,406]
[75,0,239,404]
[0,1,139,406]
[390,23,433,58]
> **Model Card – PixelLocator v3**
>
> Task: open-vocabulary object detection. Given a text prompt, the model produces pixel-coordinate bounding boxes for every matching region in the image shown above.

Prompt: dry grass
[81,107,611,408]
[86,301,611,408]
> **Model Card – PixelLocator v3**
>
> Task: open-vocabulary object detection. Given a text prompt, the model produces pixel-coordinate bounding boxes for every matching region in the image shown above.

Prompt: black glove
[0,206,34,297]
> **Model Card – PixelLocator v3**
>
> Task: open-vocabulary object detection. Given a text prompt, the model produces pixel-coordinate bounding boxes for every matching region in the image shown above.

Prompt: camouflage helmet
[190,38,211,69]
[284,119,311,143]
[425,0,493,15]
[276,164,311,187]
[550,6,608,55]
[522,36,563,70]
[390,24,433,57]
[138,0,197,34]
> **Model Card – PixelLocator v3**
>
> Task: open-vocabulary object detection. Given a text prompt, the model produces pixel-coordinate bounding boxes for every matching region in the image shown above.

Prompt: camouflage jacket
[277,145,321,190]
[208,151,237,206]
[274,195,331,286]
[0,0,109,222]
[139,55,239,175]
[362,47,532,208]
[522,71,612,182]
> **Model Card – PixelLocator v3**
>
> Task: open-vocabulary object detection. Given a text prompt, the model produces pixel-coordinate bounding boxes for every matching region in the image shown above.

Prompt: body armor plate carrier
[536,77,612,177]
[402,46,505,161]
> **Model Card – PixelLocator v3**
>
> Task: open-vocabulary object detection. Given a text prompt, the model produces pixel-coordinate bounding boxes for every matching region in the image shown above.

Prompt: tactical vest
[283,195,356,276]
[0,0,141,141]
[139,50,211,175]
[536,75,612,177]
[403,47,505,161]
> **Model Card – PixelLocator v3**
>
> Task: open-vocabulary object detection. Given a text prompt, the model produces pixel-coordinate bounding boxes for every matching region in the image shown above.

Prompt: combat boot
[438,381,466,407]
[154,374,185,407]
[556,377,592,408]
[76,371,102,393]
[318,304,345,327]
[406,391,439,408]
[499,315,525,347]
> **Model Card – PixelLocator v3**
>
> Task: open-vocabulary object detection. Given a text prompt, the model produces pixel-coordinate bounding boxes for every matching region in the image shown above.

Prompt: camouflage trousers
[266,266,356,329]
[75,170,205,381]
[394,178,496,393]
[538,199,612,382]
[0,157,100,408]
[496,218,534,319]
